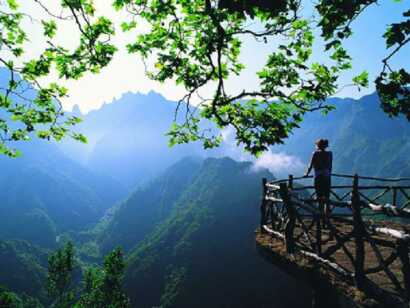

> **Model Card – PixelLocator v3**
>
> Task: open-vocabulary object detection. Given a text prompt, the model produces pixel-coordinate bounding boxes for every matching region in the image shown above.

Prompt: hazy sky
[8,0,410,113]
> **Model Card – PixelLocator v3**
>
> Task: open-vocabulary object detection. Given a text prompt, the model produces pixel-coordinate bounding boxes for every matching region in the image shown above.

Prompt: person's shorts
[314,175,331,199]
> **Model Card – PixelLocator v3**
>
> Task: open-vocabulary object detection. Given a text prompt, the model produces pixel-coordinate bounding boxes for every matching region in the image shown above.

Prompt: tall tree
[46,243,130,307]
[46,242,75,308]
[77,248,131,308]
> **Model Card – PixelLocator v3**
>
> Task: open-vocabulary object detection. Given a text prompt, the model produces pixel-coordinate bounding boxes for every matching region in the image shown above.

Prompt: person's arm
[305,152,315,176]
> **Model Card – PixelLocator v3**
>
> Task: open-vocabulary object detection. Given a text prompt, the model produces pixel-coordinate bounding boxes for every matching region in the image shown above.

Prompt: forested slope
[101,157,311,308]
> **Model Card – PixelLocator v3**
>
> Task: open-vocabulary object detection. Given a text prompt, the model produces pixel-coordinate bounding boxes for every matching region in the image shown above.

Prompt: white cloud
[219,126,304,176]
[252,151,304,176]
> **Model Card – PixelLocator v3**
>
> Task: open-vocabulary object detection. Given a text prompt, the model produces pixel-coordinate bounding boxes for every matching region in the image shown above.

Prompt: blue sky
[338,1,409,96]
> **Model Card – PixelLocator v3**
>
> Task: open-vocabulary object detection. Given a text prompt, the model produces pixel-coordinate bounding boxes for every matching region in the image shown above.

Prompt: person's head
[315,138,329,150]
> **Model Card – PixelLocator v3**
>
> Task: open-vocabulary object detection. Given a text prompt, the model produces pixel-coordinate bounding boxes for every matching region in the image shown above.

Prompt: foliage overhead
[0,0,409,155]
[0,0,115,156]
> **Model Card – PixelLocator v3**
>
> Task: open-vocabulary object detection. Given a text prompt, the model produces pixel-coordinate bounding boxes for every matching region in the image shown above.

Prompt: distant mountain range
[60,90,410,188]
[58,91,205,191]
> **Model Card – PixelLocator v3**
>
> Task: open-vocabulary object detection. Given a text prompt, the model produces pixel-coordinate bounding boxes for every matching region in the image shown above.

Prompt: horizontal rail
[293,201,320,214]
[270,185,410,191]
[267,173,410,187]
[266,183,281,189]
[332,173,410,182]
[372,227,410,241]
[265,196,283,202]
[269,175,313,184]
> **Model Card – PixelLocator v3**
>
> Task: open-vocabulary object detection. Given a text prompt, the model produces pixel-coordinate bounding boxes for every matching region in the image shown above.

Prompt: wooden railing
[260,174,410,305]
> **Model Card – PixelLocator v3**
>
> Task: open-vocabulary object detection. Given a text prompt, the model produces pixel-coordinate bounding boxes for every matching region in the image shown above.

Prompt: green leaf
[7,0,18,10]
[352,71,369,88]
[42,20,57,38]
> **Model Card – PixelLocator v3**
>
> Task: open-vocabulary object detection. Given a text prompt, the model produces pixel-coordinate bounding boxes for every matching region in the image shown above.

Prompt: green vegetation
[113,157,278,307]
[0,1,408,156]
[0,0,115,156]
[76,248,131,308]
[0,240,49,303]
[99,157,203,254]
[0,285,42,308]
[47,243,131,308]
[46,242,76,307]
[159,267,186,308]
[0,240,130,308]
[0,138,126,248]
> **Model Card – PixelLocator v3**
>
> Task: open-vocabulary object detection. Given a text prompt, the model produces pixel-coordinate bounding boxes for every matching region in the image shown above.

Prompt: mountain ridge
[96,156,311,308]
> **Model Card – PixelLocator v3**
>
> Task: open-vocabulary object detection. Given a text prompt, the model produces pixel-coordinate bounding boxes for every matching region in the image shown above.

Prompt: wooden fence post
[315,212,322,255]
[260,178,268,232]
[352,174,365,289]
[280,182,296,254]
[392,187,397,208]
[397,239,410,300]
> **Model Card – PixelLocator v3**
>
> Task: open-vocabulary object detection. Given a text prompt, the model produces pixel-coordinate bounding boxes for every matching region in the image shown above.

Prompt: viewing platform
[256,174,410,308]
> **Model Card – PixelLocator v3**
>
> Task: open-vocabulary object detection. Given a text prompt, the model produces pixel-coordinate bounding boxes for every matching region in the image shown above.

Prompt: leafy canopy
[0,0,115,156]
[0,0,409,155]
